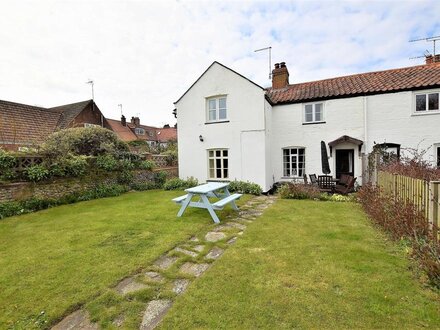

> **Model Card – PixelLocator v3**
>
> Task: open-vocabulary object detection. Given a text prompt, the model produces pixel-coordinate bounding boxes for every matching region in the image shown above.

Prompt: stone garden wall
[0,167,178,203]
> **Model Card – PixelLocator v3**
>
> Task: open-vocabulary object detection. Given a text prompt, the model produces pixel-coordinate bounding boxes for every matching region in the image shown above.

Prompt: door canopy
[328,135,363,156]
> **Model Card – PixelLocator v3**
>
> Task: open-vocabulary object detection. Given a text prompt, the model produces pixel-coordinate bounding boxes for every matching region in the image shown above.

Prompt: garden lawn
[0,190,248,329]
[160,199,440,329]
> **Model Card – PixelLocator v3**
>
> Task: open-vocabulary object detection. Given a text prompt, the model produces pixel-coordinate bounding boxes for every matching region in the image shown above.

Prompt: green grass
[0,190,248,329]
[160,200,440,329]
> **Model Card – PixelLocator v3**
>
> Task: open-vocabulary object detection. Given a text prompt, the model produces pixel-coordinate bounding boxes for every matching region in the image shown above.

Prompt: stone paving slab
[226,222,247,230]
[145,271,164,282]
[205,231,226,242]
[174,247,198,258]
[179,262,209,277]
[153,255,178,270]
[227,237,237,245]
[115,277,149,295]
[173,279,190,295]
[52,310,97,330]
[193,245,205,252]
[140,299,172,330]
[205,247,224,260]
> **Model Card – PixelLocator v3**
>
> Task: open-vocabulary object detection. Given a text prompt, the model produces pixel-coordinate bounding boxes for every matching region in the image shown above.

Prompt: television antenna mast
[409,35,440,61]
[118,104,123,116]
[254,46,272,79]
[86,80,94,100]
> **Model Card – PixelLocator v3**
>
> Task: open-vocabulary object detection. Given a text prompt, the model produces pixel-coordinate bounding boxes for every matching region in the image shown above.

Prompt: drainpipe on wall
[363,96,368,153]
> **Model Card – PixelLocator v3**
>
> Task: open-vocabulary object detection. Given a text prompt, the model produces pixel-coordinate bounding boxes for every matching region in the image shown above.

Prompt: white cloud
[0,0,439,126]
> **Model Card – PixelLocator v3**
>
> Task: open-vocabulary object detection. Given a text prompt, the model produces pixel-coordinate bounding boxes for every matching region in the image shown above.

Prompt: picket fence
[377,171,440,237]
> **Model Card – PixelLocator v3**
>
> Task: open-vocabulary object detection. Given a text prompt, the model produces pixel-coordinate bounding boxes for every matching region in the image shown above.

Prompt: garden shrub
[163,177,198,190]
[96,154,118,171]
[42,127,129,158]
[358,184,440,288]
[25,165,50,182]
[130,182,157,191]
[153,171,167,188]
[137,160,155,171]
[0,149,17,181]
[0,148,17,169]
[279,183,323,200]
[228,180,262,195]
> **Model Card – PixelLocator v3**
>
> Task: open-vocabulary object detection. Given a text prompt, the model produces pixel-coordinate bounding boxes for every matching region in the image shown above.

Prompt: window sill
[412,111,440,116]
[302,121,326,125]
[205,120,230,125]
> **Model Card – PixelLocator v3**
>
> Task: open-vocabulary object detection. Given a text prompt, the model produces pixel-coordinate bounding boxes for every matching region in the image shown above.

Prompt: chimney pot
[121,115,126,127]
[274,63,280,69]
[280,62,286,68]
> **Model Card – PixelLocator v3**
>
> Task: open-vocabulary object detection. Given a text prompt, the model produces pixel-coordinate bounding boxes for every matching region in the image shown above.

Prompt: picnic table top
[185,182,229,194]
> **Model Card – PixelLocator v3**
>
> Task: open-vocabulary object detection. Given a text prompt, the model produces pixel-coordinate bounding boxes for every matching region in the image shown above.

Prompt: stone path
[51,195,276,330]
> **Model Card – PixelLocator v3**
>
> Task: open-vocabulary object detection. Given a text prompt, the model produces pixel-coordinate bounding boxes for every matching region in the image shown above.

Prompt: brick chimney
[426,54,440,65]
[272,62,289,89]
[131,116,140,126]
[121,115,126,126]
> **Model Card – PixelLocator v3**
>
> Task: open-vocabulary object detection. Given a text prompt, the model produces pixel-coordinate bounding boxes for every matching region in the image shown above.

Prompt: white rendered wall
[175,63,271,190]
[270,97,365,182]
[366,90,440,164]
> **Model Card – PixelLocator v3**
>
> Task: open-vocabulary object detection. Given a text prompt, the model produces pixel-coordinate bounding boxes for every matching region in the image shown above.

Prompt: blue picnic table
[172,182,242,223]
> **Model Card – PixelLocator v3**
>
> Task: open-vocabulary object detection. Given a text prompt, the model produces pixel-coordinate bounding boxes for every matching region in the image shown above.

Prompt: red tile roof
[106,119,138,142]
[0,100,61,146]
[267,62,440,104]
[156,127,177,143]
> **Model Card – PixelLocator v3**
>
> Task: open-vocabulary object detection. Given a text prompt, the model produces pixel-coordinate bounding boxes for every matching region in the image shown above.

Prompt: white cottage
[174,57,440,192]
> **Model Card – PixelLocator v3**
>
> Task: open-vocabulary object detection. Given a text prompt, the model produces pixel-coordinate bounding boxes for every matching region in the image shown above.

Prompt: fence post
[429,181,440,239]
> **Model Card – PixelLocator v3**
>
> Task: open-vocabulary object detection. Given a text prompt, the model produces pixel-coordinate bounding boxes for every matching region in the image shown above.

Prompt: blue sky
[1,0,439,126]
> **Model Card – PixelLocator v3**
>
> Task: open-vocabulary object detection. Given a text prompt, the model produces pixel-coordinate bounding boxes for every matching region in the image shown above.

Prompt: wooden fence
[378,171,440,237]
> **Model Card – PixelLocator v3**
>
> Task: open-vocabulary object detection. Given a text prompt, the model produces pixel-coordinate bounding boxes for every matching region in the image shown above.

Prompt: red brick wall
[68,103,111,129]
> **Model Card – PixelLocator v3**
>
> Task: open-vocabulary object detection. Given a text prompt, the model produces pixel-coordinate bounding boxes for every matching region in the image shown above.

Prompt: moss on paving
[160,200,440,329]
[0,190,249,329]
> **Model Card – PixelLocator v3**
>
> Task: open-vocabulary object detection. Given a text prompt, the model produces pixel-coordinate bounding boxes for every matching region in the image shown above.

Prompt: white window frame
[207,149,229,179]
[303,102,325,123]
[135,128,145,135]
[413,89,440,115]
[282,147,306,178]
[206,96,227,123]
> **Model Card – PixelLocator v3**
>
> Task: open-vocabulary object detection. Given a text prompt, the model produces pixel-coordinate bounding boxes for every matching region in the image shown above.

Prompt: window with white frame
[207,96,227,122]
[208,149,228,179]
[283,148,305,177]
[135,128,145,135]
[304,103,324,123]
[415,91,439,112]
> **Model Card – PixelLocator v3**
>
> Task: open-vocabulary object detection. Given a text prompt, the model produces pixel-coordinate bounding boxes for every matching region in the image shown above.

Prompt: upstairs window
[304,103,324,123]
[207,96,227,122]
[208,149,228,179]
[415,92,439,112]
[135,128,145,135]
[283,148,305,177]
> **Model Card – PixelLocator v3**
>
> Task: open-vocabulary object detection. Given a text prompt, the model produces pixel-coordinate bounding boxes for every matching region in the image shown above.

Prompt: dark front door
[335,149,354,179]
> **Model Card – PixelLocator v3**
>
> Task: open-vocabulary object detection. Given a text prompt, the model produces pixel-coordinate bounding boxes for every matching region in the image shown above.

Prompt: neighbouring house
[174,56,440,192]
[0,99,109,151]
[107,115,177,148]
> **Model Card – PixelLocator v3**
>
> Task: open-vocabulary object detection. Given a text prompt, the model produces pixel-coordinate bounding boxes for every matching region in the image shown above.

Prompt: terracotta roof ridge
[266,62,440,91]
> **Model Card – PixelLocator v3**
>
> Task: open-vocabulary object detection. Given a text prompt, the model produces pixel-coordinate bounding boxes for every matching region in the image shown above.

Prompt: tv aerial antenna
[118,104,123,116]
[86,80,94,100]
[254,46,272,79]
[409,35,440,60]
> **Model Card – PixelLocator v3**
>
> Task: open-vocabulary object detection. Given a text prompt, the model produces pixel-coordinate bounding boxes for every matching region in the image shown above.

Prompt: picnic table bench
[172,182,242,223]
